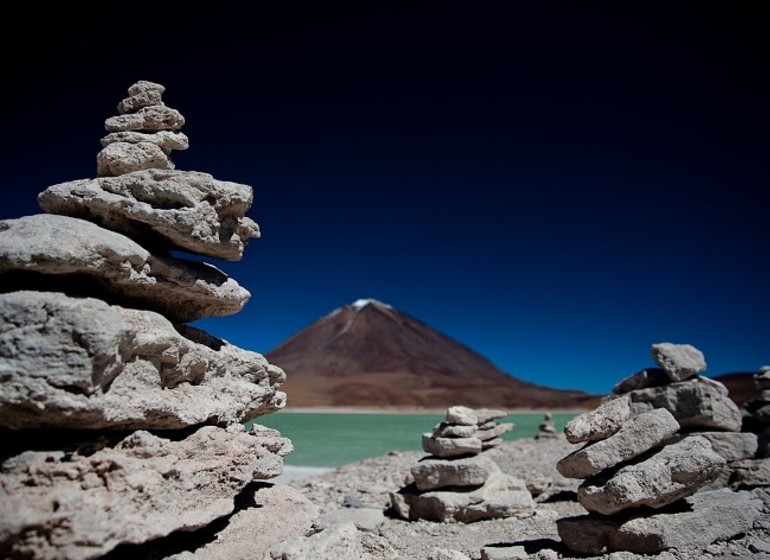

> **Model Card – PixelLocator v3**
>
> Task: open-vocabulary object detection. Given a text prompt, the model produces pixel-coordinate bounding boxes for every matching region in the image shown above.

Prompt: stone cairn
[730,365,770,488]
[0,81,308,559]
[535,412,558,439]
[389,405,535,523]
[555,342,762,555]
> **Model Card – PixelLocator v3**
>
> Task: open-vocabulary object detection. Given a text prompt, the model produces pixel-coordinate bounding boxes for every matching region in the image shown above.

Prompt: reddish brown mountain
[266,299,599,409]
[713,372,756,410]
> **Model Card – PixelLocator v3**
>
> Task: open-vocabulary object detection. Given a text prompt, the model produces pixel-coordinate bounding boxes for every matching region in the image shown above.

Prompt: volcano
[266,298,599,409]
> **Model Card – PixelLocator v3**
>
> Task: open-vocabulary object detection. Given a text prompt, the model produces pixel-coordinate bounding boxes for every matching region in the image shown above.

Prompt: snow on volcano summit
[351,298,393,311]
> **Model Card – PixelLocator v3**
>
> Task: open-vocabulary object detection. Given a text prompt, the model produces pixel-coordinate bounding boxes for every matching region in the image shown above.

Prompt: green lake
[245,411,579,467]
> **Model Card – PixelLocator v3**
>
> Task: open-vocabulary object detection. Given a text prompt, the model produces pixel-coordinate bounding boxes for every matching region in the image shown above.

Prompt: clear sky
[3,2,768,395]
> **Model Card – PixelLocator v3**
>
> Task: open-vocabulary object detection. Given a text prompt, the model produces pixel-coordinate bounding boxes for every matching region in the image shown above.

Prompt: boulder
[38,169,260,261]
[627,376,743,431]
[96,141,173,176]
[557,408,679,479]
[577,435,725,515]
[0,291,286,430]
[651,342,707,381]
[105,105,185,132]
[411,454,498,491]
[0,214,249,323]
[0,427,284,560]
[557,489,761,554]
[564,395,631,443]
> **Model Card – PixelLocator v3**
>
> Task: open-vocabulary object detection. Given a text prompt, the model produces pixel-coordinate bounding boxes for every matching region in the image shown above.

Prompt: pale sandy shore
[279,406,592,414]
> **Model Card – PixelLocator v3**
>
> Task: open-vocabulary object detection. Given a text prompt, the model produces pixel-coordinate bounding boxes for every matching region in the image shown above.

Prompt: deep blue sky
[2,2,768,394]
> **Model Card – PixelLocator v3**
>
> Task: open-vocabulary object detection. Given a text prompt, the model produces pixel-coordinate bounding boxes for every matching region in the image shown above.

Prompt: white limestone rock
[477,421,514,441]
[268,522,398,560]
[651,342,707,381]
[446,405,478,426]
[0,214,249,322]
[117,87,164,114]
[422,434,482,458]
[410,454,498,491]
[0,426,285,560]
[557,489,761,555]
[0,291,286,430]
[556,408,679,479]
[390,470,535,523]
[577,435,726,515]
[696,431,759,462]
[564,395,631,443]
[100,130,190,154]
[96,141,173,176]
[105,104,185,132]
[38,169,260,261]
[627,376,743,431]
[432,421,478,438]
[474,408,508,425]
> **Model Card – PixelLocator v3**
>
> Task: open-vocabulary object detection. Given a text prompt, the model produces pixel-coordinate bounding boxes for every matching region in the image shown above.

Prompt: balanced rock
[101,130,190,153]
[422,434,482,458]
[651,342,707,381]
[97,141,173,176]
[564,395,631,443]
[0,427,285,560]
[0,291,285,430]
[411,454,497,491]
[0,214,249,322]
[535,412,558,439]
[39,169,260,261]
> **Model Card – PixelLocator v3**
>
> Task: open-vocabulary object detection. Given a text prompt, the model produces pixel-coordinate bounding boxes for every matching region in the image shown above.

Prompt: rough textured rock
[422,434,483,458]
[411,454,497,491]
[477,422,514,441]
[612,368,670,394]
[429,548,472,560]
[557,408,679,479]
[105,105,185,132]
[730,458,770,488]
[651,342,707,381]
[117,87,164,114]
[557,489,761,554]
[391,470,535,523]
[0,291,286,430]
[0,427,284,560]
[169,485,319,560]
[697,431,758,462]
[446,405,478,425]
[577,435,726,515]
[564,395,631,443]
[626,376,743,431]
[481,546,528,560]
[128,80,165,96]
[101,130,190,153]
[38,169,261,261]
[268,522,398,560]
[433,422,478,438]
[315,508,388,532]
[0,214,249,322]
[474,408,508,424]
[96,141,173,176]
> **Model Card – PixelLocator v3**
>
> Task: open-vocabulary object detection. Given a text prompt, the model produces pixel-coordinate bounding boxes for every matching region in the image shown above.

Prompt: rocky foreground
[285,436,770,560]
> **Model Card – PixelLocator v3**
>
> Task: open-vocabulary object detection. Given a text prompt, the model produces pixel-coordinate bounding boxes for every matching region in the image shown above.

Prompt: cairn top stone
[128,80,166,96]
[446,406,478,426]
[651,342,707,381]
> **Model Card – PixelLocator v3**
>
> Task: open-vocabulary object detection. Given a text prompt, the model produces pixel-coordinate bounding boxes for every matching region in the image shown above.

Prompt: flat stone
[558,489,761,554]
[168,485,318,560]
[0,214,249,322]
[38,169,260,261]
[577,435,726,515]
[96,141,173,176]
[105,104,185,132]
[422,433,483,457]
[756,366,770,390]
[432,421,478,438]
[481,545,527,560]
[446,405,478,425]
[267,522,398,560]
[477,422,514,441]
[100,130,190,153]
[0,291,286,430]
[627,377,743,431]
[557,408,679,479]
[0,427,285,560]
[391,470,535,523]
[730,458,770,488]
[651,342,707,381]
[612,368,669,394]
[117,88,164,114]
[475,408,508,424]
[564,395,631,443]
[481,437,504,449]
[411,454,498,491]
[697,431,758,462]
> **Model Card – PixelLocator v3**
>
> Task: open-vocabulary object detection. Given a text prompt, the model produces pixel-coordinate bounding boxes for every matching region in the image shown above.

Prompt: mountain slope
[266,299,599,409]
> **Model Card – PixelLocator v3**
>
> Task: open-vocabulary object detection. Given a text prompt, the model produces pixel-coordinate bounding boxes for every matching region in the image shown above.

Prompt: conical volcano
[266,299,598,409]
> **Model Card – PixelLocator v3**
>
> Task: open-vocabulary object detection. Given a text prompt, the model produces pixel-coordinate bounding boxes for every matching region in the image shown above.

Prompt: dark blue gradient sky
[3,2,768,394]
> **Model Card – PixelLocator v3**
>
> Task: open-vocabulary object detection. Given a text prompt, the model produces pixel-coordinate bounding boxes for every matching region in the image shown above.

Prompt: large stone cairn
[389,405,535,523]
[730,365,770,488]
[0,81,296,560]
[555,342,762,555]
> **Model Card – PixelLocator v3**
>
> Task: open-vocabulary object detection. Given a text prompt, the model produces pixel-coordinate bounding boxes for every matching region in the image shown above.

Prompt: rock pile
[729,365,770,488]
[389,405,535,523]
[0,81,305,560]
[555,342,762,555]
[535,412,558,439]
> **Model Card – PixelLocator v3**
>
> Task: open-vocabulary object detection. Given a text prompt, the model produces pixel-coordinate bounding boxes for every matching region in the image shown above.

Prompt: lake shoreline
[278,406,592,414]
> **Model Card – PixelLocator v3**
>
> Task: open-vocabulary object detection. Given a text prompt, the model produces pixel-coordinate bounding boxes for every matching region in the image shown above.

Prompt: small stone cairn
[730,365,770,488]
[389,405,535,523]
[555,342,762,555]
[0,82,307,559]
[535,412,558,439]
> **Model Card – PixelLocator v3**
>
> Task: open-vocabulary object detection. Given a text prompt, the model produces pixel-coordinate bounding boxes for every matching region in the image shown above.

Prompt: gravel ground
[286,436,770,560]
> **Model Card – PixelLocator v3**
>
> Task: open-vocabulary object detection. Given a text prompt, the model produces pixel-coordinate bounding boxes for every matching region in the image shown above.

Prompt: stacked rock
[389,405,535,523]
[0,82,293,560]
[555,342,762,555]
[96,80,189,176]
[729,365,770,488]
[535,412,558,439]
